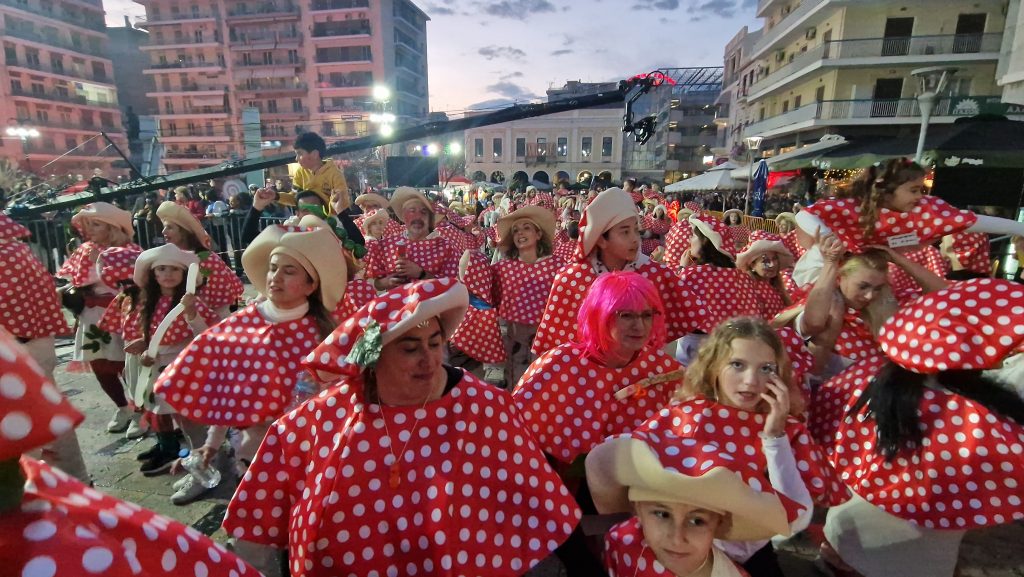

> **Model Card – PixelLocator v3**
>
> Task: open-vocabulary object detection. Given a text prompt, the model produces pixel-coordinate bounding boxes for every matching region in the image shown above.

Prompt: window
[292,98,303,112]
[474,138,483,158]
[35,109,48,122]
[25,49,40,67]
[601,136,613,157]
[267,100,278,113]
[492,137,502,159]
[794,95,802,108]
[515,137,526,158]
[782,101,789,113]
[194,30,204,43]
[557,137,567,157]
[581,136,592,157]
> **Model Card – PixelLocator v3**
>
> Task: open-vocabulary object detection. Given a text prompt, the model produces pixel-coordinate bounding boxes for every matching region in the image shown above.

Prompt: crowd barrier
[704,211,781,234]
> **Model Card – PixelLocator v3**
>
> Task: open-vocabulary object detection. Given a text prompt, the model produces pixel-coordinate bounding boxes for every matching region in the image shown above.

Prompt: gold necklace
[378,381,438,489]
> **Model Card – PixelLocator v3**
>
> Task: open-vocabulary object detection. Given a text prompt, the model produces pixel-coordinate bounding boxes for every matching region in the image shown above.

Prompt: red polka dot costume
[512,344,682,464]
[363,234,460,281]
[196,251,243,313]
[752,277,788,320]
[58,241,142,288]
[808,354,885,451]
[533,262,693,355]
[222,375,582,577]
[640,214,671,256]
[494,256,564,326]
[0,213,31,240]
[803,196,977,252]
[451,251,505,363]
[662,218,692,269]
[0,235,69,340]
[97,246,141,290]
[436,219,483,254]
[333,279,377,323]
[780,297,881,362]
[949,231,990,275]
[552,237,576,263]
[153,304,321,426]
[728,225,750,251]
[604,513,750,577]
[887,244,950,305]
[679,265,764,331]
[780,230,804,260]
[120,295,219,347]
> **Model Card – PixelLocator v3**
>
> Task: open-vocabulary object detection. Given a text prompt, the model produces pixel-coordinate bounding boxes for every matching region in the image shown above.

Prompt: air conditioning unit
[806,27,817,40]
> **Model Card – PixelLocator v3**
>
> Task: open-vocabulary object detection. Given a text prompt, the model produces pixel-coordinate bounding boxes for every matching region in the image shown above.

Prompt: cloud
[499,71,525,80]
[685,0,757,19]
[475,0,557,19]
[632,0,680,10]
[485,81,540,100]
[477,45,527,61]
[467,98,523,110]
[423,0,459,16]
[551,49,573,56]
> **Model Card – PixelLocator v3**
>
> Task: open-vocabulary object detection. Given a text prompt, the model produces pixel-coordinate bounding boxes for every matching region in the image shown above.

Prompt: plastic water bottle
[288,372,318,411]
[178,449,221,489]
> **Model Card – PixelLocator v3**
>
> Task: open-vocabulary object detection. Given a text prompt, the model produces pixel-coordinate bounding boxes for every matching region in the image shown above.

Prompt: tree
[438,148,465,189]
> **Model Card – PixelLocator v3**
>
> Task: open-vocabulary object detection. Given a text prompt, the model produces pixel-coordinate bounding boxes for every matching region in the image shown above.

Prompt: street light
[370,85,392,186]
[912,66,956,164]
[743,135,763,215]
[6,123,40,173]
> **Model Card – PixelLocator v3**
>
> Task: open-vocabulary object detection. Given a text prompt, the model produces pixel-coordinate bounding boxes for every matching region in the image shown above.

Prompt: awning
[731,135,848,179]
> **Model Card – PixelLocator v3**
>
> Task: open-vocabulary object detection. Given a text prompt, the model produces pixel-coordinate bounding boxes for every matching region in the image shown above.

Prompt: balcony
[11,87,117,109]
[743,96,996,138]
[0,1,106,34]
[15,116,120,134]
[5,58,112,85]
[25,144,118,158]
[235,80,308,95]
[749,33,1003,100]
[524,143,559,166]
[2,25,107,58]
[155,109,231,120]
[142,39,220,51]
[751,0,829,59]
[310,0,369,11]
[235,58,305,69]
[136,13,218,27]
[143,61,224,74]
[228,32,302,49]
[226,4,299,22]
[148,84,226,97]
[318,104,374,114]
[311,24,372,39]
[159,128,233,142]
[163,150,224,165]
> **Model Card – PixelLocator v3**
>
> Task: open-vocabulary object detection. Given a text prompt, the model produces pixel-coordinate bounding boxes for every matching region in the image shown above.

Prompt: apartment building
[739,0,1005,153]
[716,26,762,156]
[135,0,429,171]
[0,0,127,178]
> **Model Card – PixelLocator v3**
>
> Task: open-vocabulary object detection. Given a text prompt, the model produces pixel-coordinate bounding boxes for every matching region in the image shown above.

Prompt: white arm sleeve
[966,214,1024,237]
[762,434,815,533]
[795,210,831,236]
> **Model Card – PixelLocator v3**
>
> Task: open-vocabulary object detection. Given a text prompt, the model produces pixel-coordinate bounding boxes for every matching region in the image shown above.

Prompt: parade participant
[353,192,404,238]
[156,200,243,318]
[280,131,349,213]
[436,207,483,254]
[532,187,694,354]
[586,421,807,577]
[723,209,749,252]
[225,278,582,577]
[640,204,672,256]
[57,202,141,434]
[941,230,991,279]
[675,317,846,577]
[0,329,261,577]
[736,230,795,319]
[816,279,1024,577]
[353,191,388,214]
[552,220,579,263]
[360,207,390,241]
[662,207,694,268]
[450,249,506,375]
[774,212,802,259]
[153,225,345,490]
[887,243,950,304]
[0,214,88,483]
[364,187,460,290]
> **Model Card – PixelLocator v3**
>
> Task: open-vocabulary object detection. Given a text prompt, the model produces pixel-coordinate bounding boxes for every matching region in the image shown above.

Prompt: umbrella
[923,117,1024,168]
[665,164,742,193]
[751,160,769,218]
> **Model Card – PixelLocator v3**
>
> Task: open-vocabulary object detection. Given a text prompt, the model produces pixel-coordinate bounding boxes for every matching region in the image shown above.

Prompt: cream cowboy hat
[355,192,389,211]
[71,202,134,238]
[688,213,736,260]
[133,243,200,287]
[578,187,638,258]
[389,187,434,222]
[241,225,348,311]
[736,230,794,272]
[156,201,212,249]
[496,205,556,252]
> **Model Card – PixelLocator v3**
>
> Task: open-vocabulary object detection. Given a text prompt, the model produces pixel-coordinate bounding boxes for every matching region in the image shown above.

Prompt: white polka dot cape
[494,257,564,326]
[823,356,1024,530]
[603,517,749,577]
[0,329,84,459]
[808,354,885,452]
[364,235,460,280]
[451,251,504,363]
[98,246,142,289]
[802,196,976,253]
[0,213,31,240]
[780,230,804,260]
[663,219,692,269]
[116,295,220,346]
[677,265,764,333]
[153,304,321,426]
[652,398,850,508]
[4,457,260,577]
[0,240,69,339]
[436,221,483,255]
[58,242,142,287]
[887,245,949,306]
[197,251,245,311]
[333,279,378,324]
[221,373,582,577]
[752,276,787,320]
[532,261,694,355]
[511,344,683,464]
[950,232,991,275]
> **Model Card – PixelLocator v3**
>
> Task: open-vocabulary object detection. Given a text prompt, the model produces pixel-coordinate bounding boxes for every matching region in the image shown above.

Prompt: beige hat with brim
[242,225,348,311]
[496,205,556,253]
[736,239,795,271]
[389,186,434,223]
[133,243,200,287]
[361,209,390,239]
[71,202,134,239]
[585,436,793,541]
[157,201,211,249]
[579,187,638,257]
[723,209,744,222]
[689,213,735,260]
[355,193,389,211]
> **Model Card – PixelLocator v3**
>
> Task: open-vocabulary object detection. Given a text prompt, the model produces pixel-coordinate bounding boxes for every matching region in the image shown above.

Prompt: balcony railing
[312,25,371,38]
[159,108,231,116]
[236,80,308,92]
[751,33,1003,95]
[11,87,118,108]
[152,83,225,93]
[15,117,119,132]
[229,32,302,45]
[5,58,111,84]
[310,0,369,10]
[226,4,299,18]
[25,144,117,157]
[161,128,233,139]
[753,0,827,56]
[235,58,305,67]
[146,60,223,70]
[318,104,374,113]
[3,1,106,32]
[138,12,217,24]
[2,25,107,57]
[743,96,980,135]
[164,150,222,159]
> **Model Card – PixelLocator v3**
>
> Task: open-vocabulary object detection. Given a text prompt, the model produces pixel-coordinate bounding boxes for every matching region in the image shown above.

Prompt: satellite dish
[222,179,246,197]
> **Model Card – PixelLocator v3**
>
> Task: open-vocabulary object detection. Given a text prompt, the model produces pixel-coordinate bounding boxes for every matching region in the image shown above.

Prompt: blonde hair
[678,317,803,416]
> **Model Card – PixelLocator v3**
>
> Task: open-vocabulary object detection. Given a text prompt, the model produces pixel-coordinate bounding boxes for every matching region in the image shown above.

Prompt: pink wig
[576,271,666,363]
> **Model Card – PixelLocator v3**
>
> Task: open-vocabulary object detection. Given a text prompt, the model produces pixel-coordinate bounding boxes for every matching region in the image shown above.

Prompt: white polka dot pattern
[0,214,31,240]
[950,232,991,275]
[888,245,949,305]
[511,344,682,464]
[197,252,244,311]
[677,265,763,332]
[436,221,483,254]
[603,518,675,577]
[495,257,563,326]
[662,219,692,269]
[332,279,377,324]
[153,304,320,426]
[451,252,504,363]
[752,277,787,320]
[0,330,84,460]
[6,458,260,576]
[364,236,460,281]
[0,241,69,339]
[97,247,141,288]
[221,374,581,577]
[117,295,219,346]
[780,230,804,260]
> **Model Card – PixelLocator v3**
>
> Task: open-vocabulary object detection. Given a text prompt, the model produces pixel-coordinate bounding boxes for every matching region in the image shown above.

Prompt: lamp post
[6,124,40,173]
[370,85,393,188]
[743,135,763,215]
[911,66,956,164]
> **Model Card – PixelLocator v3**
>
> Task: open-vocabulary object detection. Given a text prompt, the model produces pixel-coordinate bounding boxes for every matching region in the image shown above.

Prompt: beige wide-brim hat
[389,187,434,223]
[71,202,134,239]
[361,209,390,238]
[156,201,211,249]
[736,238,795,271]
[579,187,638,258]
[133,243,200,287]
[496,205,556,252]
[689,213,736,260]
[723,209,744,223]
[586,436,794,541]
[775,212,796,229]
[355,193,389,211]
[242,225,348,311]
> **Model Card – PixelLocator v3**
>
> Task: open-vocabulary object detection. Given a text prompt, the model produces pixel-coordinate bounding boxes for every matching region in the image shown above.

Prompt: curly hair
[850,158,926,240]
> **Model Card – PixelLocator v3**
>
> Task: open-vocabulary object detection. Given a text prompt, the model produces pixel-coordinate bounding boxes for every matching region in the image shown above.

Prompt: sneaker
[105,407,132,433]
[170,474,212,506]
[125,413,148,439]
[139,450,177,477]
[172,473,193,492]
[136,443,160,461]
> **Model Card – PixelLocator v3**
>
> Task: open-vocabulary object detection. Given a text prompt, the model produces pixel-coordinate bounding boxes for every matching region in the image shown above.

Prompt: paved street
[51,335,1024,577]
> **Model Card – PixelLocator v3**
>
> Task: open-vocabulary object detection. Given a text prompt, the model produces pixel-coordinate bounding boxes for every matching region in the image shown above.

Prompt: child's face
[636,501,723,575]
[154,265,185,292]
[715,338,778,412]
[366,220,385,239]
[294,148,321,171]
[595,217,640,263]
[886,176,927,213]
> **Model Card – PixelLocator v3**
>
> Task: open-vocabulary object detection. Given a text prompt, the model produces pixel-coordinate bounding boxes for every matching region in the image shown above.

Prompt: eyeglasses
[615,310,660,323]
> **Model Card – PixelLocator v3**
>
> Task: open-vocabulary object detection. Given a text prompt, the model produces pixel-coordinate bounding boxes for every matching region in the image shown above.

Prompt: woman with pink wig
[512,271,684,575]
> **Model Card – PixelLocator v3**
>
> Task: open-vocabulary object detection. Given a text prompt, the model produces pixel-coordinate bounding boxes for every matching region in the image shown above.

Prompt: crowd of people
[4,132,1024,577]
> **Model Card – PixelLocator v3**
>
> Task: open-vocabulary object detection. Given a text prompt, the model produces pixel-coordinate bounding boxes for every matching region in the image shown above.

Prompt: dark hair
[141,268,187,343]
[307,288,337,340]
[566,221,580,240]
[296,190,324,205]
[848,158,926,239]
[693,228,735,269]
[294,132,327,157]
[851,360,1024,462]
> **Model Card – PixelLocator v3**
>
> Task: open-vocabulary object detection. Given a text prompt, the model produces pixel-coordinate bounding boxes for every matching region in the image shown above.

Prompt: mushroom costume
[362,187,460,282]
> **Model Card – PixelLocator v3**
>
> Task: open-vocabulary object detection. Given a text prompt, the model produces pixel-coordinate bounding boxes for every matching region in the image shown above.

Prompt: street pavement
[50,335,1024,577]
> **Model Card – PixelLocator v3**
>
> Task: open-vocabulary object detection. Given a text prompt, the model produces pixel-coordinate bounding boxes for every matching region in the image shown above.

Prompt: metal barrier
[705,211,780,234]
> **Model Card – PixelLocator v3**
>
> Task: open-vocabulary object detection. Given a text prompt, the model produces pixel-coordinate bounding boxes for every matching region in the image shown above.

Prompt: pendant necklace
[379,382,436,489]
